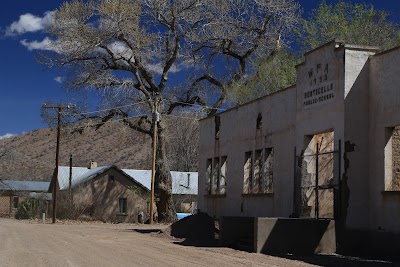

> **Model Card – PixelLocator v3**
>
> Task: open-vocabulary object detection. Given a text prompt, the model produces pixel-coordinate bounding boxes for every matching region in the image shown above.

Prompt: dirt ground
[0,218,397,267]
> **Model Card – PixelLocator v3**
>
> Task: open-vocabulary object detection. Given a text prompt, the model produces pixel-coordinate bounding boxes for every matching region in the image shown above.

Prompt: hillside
[0,122,152,182]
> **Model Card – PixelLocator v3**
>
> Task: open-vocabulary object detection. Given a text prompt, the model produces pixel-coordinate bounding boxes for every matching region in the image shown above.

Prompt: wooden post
[42,105,70,224]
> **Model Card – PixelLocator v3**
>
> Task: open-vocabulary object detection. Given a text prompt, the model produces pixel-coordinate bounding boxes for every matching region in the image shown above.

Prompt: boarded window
[206,157,227,195]
[263,148,274,193]
[243,151,253,193]
[220,156,227,194]
[212,157,220,194]
[385,126,400,191]
[206,159,212,194]
[254,149,263,193]
[300,132,335,218]
[118,198,127,214]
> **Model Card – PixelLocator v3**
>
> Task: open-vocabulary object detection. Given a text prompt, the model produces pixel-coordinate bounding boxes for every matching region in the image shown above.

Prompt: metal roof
[122,169,198,195]
[57,165,113,191]
[56,166,198,195]
[0,180,50,192]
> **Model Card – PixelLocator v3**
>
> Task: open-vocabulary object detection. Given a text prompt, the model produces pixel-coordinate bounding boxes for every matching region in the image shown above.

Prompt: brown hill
[0,122,152,182]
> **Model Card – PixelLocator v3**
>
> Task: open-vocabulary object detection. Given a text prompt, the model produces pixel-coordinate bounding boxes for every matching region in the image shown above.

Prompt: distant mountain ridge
[0,122,152,182]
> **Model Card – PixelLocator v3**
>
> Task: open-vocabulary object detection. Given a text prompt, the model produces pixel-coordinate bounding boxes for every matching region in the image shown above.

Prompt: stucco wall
[68,169,149,223]
[198,41,400,247]
[368,47,400,234]
[198,87,296,218]
[343,48,377,230]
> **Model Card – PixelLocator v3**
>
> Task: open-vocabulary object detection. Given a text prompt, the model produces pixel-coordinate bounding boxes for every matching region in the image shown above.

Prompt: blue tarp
[177,213,191,220]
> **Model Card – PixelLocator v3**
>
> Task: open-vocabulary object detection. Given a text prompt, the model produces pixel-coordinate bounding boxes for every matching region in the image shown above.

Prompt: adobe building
[49,162,198,222]
[198,40,400,256]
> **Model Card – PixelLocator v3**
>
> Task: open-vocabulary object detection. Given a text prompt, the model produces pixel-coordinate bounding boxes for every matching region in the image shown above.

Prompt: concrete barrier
[220,216,336,255]
[255,218,336,255]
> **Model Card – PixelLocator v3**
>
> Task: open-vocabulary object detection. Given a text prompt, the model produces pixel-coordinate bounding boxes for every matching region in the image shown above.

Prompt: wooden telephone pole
[42,104,71,224]
[149,99,160,224]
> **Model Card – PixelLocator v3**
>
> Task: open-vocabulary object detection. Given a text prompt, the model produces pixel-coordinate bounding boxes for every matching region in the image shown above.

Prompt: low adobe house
[49,162,150,223]
[49,161,198,222]
[198,40,400,257]
[122,169,198,213]
[0,180,50,217]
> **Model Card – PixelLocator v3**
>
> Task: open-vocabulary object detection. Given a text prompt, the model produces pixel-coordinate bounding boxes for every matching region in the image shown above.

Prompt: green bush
[16,198,40,219]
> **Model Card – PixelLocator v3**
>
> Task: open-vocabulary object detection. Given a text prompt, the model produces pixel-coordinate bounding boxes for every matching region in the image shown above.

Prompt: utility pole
[149,99,160,224]
[43,104,71,224]
[69,154,73,215]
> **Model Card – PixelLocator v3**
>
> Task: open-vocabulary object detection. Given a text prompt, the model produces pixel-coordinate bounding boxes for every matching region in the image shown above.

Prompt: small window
[118,198,127,214]
[12,196,19,209]
[109,175,115,182]
[256,113,262,130]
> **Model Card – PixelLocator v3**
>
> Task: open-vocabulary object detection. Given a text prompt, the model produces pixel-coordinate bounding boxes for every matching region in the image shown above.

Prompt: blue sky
[0,0,399,138]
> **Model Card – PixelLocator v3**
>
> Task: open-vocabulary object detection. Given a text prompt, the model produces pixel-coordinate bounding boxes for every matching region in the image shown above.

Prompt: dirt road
[0,218,320,267]
[0,219,396,267]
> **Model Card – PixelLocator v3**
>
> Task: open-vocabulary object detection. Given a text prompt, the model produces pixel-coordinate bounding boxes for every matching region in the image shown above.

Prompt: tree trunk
[155,122,177,222]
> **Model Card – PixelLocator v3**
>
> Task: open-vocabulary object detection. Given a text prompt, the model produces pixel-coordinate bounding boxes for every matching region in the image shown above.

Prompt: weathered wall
[0,195,12,216]
[198,41,400,255]
[343,47,377,230]
[294,42,345,223]
[0,192,35,217]
[368,46,400,235]
[70,169,149,223]
[295,41,345,145]
[198,87,296,218]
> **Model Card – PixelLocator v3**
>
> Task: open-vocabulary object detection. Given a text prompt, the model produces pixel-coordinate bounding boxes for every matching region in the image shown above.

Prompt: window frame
[118,197,127,214]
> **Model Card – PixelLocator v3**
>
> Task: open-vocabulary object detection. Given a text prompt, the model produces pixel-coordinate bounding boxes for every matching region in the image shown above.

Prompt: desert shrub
[16,198,39,219]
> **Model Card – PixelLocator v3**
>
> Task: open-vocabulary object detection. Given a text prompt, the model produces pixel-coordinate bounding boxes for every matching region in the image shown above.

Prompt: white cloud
[0,133,16,140]
[54,76,64,83]
[147,61,189,75]
[20,37,55,51]
[107,41,133,59]
[6,11,55,36]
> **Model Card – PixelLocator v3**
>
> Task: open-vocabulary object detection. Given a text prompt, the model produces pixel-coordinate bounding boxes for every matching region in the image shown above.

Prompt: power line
[63,114,147,130]
[163,114,203,121]
[59,99,224,118]
[163,100,227,111]
[61,101,146,116]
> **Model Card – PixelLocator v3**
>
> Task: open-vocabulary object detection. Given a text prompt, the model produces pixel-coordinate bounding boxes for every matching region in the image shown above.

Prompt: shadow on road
[274,254,400,267]
[133,229,162,234]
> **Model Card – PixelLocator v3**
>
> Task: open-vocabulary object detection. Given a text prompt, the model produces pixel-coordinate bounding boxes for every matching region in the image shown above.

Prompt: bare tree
[165,114,199,172]
[40,0,300,222]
